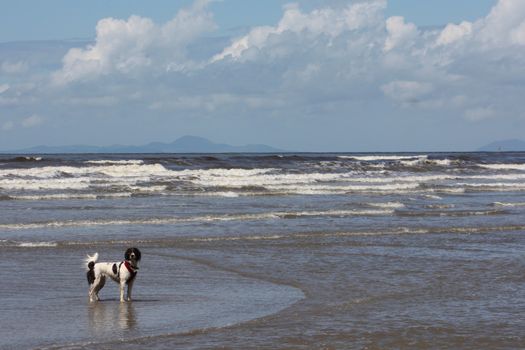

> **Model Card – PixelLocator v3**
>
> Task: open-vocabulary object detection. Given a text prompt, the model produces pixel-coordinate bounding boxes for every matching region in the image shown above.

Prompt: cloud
[52,0,216,85]
[212,1,387,61]
[3,0,525,150]
[0,115,44,133]
[21,114,44,128]
[381,80,433,104]
[436,21,473,46]
[0,82,18,106]
[43,0,525,111]
[383,16,418,52]
[510,20,525,44]
[0,84,9,94]
[1,61,28,75]
[149,93,286,112]
[464,107,496,122]
[476,0,525,46]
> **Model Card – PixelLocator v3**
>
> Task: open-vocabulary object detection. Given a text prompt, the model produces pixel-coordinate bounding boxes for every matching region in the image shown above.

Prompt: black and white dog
[85,248,141,302]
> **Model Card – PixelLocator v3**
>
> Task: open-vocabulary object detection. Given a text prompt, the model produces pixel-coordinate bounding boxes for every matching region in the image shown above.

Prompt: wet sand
[89,231,525,349]
[0,245,303,349]
[3,228,524,349]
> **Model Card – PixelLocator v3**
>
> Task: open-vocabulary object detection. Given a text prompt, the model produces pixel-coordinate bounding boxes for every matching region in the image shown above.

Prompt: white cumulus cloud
[436,21,473,46]
[383,16,418,52]
[52,0,215,85]
[476,0,525,46]
[46,0,525,121]
[213,1,387,62]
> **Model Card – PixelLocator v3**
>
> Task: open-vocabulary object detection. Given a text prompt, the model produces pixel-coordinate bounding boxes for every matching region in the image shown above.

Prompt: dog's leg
[89,275,105,302]
[88,283,96,302]
[88,277,98,302]
[95,276,105,301]
[126,280,134,302]
[120,280,126,302]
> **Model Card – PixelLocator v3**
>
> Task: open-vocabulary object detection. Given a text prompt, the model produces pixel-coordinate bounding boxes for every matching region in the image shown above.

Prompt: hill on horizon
[6,136,525,154]
[3,135,285,154]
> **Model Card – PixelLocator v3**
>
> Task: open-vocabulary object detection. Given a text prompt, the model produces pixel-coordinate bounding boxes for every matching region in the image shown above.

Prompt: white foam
[266,182,421,194]
[190,234,287,242]
[0,209,394,231]
[184,170,445,192]
[11,192,133,201]
[12,193,98,200]
[367,202,405,209]
[188,227,434,242]
[216,191,240,198]
[430,159,452,166]
[459,182,525,190]
[85,160,144,165]
[17,241,57,247]
[422,194,443,200]
[0,162,171,192]
[479,164,525,171]
[0,177,91,190]
[401,158,455,167]
[0,163,172,179]
[3,158,525,198]
[282,209,395,217]
[492,202,525,207]
[193,171,453,186]
[467,174,525,180]
[129,185,167,192]
[339,155,428,161]
[432,187,466,194]
[424,204,455,209]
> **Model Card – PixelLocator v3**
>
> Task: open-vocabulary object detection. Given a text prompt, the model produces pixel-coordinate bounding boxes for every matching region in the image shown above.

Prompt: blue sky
[0,1,495,42]
[3,0,525,152]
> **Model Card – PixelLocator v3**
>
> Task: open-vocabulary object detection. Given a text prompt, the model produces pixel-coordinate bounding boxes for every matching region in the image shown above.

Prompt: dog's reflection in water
[88,302,137,335]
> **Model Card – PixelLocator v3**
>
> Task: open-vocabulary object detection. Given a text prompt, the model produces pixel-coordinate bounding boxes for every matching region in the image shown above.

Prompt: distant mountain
[4,136,285,154]
[478,139,525,152]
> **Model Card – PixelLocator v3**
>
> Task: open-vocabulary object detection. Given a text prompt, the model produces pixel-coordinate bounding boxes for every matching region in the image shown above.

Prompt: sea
[0,152,524,349]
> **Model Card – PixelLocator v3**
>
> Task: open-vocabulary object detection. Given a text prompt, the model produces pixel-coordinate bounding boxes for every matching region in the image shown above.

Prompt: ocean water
[1,152,524,349]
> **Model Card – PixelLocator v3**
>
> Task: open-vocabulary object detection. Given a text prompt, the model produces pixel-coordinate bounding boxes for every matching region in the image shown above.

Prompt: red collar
[123,260,137,273]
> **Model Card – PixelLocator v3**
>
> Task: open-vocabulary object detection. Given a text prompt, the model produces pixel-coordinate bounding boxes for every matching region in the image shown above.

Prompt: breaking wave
[1,153,525,200]
[0,208,397,231]
[5,224,525,248]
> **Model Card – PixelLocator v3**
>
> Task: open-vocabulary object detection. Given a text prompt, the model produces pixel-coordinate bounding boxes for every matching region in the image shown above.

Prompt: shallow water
[1,153,525,349]
[0,245,303,349]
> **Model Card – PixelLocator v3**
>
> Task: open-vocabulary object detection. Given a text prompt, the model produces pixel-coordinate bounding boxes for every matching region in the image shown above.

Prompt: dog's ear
[133,248,141,261]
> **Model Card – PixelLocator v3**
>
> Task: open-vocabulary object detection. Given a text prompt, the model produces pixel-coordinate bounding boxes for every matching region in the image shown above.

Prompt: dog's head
[125,247,141,262]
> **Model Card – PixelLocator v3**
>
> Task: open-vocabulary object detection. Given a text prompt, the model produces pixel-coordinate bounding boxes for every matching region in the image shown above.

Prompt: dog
[85,248,141,303]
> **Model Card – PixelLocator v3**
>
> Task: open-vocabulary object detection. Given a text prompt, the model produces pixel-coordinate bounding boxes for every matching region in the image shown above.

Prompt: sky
[2,0,525,152]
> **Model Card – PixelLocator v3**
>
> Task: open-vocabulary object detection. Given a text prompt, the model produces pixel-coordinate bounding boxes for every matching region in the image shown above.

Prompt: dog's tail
[85,252,99,270]
[85,253,99,285]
